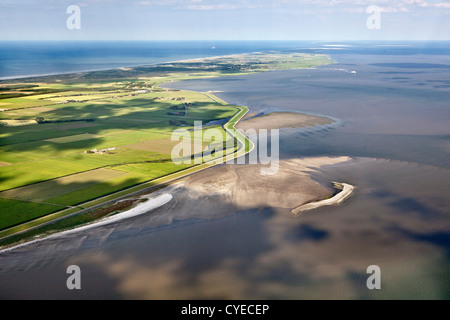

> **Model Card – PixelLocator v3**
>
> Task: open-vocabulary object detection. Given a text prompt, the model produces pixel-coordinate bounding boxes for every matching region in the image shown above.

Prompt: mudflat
[184,156,351,211]
[235,111,334,131]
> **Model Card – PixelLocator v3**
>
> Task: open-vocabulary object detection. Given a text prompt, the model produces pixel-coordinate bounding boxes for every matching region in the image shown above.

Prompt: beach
[0,193,173,254]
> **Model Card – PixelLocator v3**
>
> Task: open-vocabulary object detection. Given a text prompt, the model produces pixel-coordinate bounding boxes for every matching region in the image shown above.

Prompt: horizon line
[1,39,450,42]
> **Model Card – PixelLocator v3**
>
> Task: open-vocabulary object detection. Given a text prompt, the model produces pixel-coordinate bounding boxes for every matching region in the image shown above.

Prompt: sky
[0,0,449,41]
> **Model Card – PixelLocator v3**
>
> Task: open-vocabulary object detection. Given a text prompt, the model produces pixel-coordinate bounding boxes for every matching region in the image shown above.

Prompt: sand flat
[236,111,333,131]
[184,157,351,211]
[291,181,354,215]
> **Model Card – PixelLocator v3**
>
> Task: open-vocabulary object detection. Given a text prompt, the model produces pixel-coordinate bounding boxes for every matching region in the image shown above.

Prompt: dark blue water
[1,40,450,80]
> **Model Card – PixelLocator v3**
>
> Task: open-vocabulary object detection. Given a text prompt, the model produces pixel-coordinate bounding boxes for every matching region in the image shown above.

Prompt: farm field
[0,52,334,238]
[0,84,238,230]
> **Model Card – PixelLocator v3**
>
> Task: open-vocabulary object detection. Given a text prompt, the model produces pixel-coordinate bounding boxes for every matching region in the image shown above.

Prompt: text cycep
[226,304,269,315]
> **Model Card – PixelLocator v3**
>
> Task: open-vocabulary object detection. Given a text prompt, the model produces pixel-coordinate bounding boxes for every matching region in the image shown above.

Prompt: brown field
[126,137,211,155]
[54,122,100,131]
[45,133,101,143]
[100,129,135,136]
[126,139,184,155]
[3,107,57,117]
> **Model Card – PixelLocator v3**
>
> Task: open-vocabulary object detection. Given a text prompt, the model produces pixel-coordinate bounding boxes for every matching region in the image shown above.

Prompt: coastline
[0,110,351,250]
[0,192,173,254]
[0,51,338,247]
[0,102,252,246]
[0,50,273,82]
[1,42,449,300]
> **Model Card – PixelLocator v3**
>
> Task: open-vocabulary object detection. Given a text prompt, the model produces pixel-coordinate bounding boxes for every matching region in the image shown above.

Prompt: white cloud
[186,3,238,10]
[434,2,450,8]
[153,0,450,11]
[35,0,448,12]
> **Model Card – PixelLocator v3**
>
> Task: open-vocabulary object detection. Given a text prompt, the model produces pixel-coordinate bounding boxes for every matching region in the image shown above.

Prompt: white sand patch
[291,182,354,215]
[0,193,172,253]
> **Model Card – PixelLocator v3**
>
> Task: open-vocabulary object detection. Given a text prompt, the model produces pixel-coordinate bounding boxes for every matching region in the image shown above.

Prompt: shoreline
[0,51,337,247]
[0,50,279,82]
[0,103,252,246]
[0,48,334,82]
[0,193,173,254]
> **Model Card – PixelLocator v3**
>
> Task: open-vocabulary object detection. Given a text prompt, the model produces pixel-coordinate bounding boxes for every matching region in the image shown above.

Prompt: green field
[0,52,334,239]
[0,83,243,231]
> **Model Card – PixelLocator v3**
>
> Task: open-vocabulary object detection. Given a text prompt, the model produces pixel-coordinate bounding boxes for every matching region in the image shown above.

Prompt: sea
[0,40,343,80]
[0,41,449,299]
